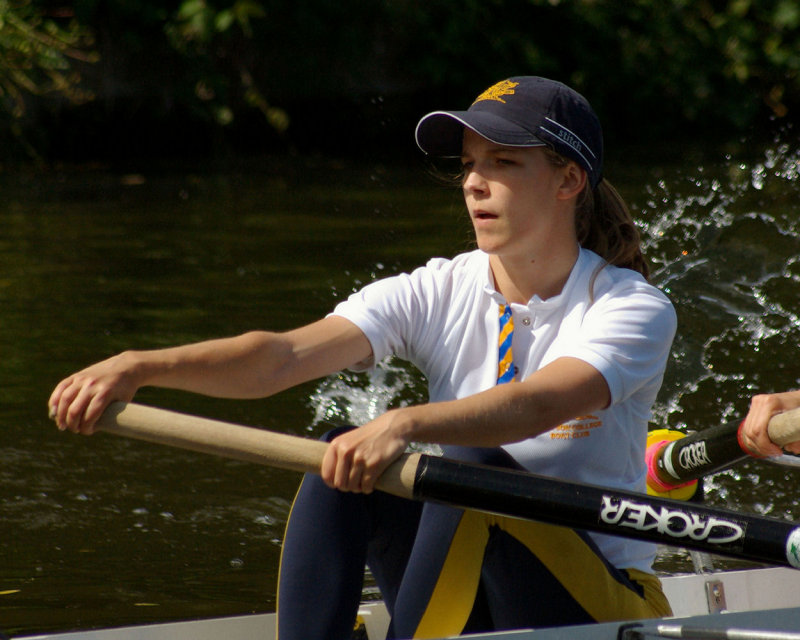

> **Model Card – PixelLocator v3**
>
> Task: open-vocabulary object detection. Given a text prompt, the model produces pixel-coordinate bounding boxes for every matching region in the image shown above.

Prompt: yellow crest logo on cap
[473,80,519,104]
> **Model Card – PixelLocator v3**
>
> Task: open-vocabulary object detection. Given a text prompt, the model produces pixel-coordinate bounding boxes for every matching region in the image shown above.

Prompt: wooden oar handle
[768,406,800,447]
[95,402,419,500]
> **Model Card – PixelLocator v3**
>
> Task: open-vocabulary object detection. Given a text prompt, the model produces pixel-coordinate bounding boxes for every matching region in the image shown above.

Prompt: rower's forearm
[399,383,561,448]
[128,331,295,399]
[396,359,610,448]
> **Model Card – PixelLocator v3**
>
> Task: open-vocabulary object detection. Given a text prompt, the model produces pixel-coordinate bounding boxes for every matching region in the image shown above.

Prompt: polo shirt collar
[481,246,586,309]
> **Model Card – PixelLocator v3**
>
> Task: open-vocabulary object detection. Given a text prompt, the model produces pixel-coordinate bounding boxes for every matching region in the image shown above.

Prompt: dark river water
[2,138,800,635]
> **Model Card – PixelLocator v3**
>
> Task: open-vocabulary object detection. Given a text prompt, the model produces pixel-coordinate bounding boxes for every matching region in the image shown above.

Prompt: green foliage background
[2,0,799,162]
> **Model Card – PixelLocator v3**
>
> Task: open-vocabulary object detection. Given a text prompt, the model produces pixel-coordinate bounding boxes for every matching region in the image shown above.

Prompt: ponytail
[574,179,650,280]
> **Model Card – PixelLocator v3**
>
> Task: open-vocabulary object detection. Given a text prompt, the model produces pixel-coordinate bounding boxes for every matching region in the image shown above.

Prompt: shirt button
[521,317,531,326]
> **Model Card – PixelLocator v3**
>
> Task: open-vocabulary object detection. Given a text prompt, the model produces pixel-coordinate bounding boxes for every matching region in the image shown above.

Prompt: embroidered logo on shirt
[473,80,519,104]
[550,414,602,440]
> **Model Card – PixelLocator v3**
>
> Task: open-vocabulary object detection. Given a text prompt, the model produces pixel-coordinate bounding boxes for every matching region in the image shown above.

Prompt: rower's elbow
[236,331,296,397]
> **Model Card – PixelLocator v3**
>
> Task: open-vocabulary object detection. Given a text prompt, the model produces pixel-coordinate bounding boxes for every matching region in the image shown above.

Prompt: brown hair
[545,150,650,280]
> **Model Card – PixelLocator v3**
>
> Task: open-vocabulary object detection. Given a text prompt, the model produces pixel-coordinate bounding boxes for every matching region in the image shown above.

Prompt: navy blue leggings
[276,429,654,639]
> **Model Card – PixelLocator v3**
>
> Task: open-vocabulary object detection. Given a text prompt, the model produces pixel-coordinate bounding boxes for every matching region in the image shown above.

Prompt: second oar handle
[652,406,800,489]
[765,406,800,447]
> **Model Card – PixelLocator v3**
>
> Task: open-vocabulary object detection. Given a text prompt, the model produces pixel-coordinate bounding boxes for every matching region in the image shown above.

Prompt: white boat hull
[17,567,800,640]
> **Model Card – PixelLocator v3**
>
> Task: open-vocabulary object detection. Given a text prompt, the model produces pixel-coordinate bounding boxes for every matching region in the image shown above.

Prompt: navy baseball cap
[415,76,603,189]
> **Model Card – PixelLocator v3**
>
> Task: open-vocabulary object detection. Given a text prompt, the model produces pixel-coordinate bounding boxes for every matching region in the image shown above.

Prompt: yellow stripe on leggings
[413,510,489,638]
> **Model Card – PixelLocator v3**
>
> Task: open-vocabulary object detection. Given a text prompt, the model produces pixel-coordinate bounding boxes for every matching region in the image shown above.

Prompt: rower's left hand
[740,392,800,457]
[321,409,411,494]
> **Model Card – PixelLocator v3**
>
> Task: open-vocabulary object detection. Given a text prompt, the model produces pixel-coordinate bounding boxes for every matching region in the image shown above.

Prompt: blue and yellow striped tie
[497,303,515,384]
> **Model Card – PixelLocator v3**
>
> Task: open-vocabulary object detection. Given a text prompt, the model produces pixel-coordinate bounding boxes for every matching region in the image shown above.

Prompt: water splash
[306,358,439,453]
[639,139,800,436]
[307,359,416,428]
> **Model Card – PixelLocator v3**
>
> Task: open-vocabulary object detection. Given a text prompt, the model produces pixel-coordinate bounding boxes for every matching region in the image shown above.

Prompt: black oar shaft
[414,455,800,569]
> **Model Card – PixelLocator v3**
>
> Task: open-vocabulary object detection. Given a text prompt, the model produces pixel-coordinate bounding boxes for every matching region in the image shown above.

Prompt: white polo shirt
[331,248,677,571]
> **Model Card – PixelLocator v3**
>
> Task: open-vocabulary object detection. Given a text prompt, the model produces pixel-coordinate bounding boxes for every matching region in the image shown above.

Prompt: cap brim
[415,110,545,157]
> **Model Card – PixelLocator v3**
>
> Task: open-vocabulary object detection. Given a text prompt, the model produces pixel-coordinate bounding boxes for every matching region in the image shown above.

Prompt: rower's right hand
[48,352,142,435]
